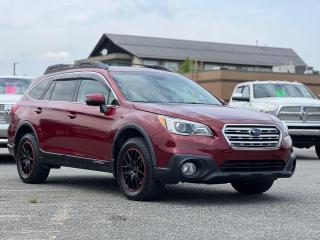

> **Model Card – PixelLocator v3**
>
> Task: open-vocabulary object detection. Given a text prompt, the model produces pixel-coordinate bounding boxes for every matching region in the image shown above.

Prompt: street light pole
[13,62,18,75]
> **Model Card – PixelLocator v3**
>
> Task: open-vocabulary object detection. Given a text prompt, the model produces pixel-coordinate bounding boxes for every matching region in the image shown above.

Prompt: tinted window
[51,80,78,101]
[28,79,51,99]
[77,79,110,103]
[42,82,55,100]
[110,71,221,105]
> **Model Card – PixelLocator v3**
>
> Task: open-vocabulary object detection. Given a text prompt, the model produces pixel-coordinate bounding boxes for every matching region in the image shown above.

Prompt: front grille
[278,106,320,122]
[223,124,281,149]
[0,104,8,124]
[220,160,285,172]
[0,114,6,124]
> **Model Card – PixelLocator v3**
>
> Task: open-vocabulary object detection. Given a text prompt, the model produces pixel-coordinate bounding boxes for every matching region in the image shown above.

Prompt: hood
[133,103,275,124]
[254,97,320,109]
[0,94,23,104]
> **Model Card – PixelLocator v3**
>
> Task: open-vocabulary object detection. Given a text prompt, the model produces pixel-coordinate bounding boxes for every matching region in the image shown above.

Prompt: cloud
[35,51,71,59]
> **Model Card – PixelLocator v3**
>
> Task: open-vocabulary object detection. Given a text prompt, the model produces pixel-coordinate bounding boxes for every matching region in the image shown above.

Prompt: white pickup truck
[229,81,320,159]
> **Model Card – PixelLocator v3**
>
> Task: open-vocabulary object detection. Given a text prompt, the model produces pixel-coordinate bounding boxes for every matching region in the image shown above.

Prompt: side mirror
[232,93,250,102]
[85,93,107,113]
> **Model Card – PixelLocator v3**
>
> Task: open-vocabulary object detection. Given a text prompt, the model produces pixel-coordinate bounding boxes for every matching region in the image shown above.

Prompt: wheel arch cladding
[14,122,38,155]
[112,124,158,174]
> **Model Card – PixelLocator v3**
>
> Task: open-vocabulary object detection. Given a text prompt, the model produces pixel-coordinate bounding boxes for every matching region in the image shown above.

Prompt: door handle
[67,112,77,119]
[35,107,42,114]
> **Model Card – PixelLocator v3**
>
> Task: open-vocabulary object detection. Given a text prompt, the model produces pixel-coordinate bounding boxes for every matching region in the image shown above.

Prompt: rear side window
[51,80,78,101]
[28,79,51,99]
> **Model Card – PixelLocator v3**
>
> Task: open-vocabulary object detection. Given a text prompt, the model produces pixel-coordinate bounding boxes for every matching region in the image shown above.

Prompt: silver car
[0,75,34,146]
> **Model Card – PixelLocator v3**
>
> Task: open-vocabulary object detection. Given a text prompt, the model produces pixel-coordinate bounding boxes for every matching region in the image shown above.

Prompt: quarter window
[51,80,78,101]
[28,79,51,99]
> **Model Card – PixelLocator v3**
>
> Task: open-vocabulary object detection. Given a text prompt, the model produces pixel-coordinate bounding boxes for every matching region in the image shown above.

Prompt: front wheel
[231,180,274,194]
[315,146,320,159]
[16,133,50,183]
[116,137,163,201]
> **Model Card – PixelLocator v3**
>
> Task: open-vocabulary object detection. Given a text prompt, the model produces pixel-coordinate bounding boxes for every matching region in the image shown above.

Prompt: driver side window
[235,85,250,98]
[77,79,110,103]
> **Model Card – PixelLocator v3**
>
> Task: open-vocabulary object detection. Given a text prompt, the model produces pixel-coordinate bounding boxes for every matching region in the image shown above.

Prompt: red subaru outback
[7,61,295,201]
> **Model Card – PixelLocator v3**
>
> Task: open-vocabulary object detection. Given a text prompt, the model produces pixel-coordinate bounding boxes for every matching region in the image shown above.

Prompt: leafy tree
[179,58,197,73]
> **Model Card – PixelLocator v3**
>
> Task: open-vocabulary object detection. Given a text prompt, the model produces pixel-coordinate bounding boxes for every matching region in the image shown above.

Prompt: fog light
[181,162,197,177]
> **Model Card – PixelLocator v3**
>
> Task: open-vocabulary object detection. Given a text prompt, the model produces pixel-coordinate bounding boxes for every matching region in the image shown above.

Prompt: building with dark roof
[80,33,306,72]
[78,33,320,100]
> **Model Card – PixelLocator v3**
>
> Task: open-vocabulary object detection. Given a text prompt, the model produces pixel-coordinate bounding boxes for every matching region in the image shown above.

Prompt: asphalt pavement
[0,148,319,240]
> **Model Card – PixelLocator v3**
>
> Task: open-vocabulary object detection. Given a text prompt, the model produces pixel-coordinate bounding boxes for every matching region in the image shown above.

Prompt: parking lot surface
[0,148,319,240]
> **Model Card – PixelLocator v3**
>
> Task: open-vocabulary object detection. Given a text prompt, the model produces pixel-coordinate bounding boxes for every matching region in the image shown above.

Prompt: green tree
[179,57,197,73]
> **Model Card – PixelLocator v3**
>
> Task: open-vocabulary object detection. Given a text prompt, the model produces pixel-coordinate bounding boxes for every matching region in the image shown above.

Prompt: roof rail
[102,61,172,72]
[44,60,172,75]
[44,61,109,74]
[144,65,172,72]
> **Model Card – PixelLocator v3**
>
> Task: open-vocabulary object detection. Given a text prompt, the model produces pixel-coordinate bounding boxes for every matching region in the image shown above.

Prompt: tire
[116,137,163,201]
[231,180,274,194]
[315,146,320,159]
[16,133,50,184]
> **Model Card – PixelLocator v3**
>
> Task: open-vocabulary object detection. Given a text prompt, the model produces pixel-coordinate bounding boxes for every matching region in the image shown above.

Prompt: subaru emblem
[249,128,261,137]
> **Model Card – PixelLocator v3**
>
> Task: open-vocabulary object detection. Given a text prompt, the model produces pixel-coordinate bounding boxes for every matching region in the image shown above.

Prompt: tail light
[11,103,20,114]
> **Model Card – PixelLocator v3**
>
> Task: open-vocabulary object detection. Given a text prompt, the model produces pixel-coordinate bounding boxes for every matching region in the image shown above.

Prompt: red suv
[8,61,296,201]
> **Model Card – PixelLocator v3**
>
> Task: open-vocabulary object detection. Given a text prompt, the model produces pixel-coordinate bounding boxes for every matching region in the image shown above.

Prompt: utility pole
[13,62,18,75]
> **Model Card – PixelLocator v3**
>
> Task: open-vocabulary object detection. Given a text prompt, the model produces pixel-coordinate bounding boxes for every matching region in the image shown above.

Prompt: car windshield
[0,78,33,95]
[253,83,315,99]
[110,71,221,105]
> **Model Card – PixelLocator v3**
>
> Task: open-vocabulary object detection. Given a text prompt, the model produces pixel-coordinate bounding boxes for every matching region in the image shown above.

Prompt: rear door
[65,73,119,161]
[37,77,79,155]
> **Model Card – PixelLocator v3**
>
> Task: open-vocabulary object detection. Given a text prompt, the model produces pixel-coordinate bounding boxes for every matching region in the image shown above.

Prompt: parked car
[229,80,320,158]
[8,62,295,201]
[0,75,33,147]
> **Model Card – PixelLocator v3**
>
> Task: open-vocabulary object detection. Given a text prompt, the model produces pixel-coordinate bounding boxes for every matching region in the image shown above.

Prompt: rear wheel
[117,137,163,201]
[231,180,274,194]
[315,145,320,159]
[16,133,50,183]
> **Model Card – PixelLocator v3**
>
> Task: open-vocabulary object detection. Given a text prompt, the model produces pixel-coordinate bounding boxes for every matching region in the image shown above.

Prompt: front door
[66,77,118,161]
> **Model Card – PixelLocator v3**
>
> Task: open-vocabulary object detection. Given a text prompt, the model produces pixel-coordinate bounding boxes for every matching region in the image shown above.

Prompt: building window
[143,59,158,66]
[204,64,220,71]
[164,61,179,71]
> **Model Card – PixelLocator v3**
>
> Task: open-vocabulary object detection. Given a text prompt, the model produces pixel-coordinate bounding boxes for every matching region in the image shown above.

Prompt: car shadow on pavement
[160,184,291,206]
[0,154,14,164]
[46,174,291,205]
[45,174,120,195]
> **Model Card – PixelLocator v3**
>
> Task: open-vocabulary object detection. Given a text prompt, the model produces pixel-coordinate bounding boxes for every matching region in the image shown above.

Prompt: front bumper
[286,124,320,146]
[0,124,8,146]
[155,153,296,184]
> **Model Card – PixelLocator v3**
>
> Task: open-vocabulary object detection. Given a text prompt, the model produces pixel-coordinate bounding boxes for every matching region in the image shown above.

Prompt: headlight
[158,116,213,136]
[280,121,289,136]
[261,108,277,115]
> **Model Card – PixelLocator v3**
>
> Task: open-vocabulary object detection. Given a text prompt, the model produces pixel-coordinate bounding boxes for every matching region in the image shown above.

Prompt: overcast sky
[0,0,319,76]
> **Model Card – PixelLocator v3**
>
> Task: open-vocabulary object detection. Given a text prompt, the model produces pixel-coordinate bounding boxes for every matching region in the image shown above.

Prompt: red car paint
[8,66,294,185]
